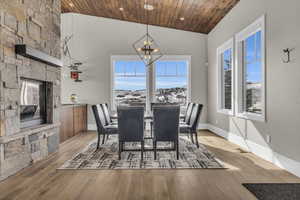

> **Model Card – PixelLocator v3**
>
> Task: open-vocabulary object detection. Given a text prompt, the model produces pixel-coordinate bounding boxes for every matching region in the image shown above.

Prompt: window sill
[217,109,234,116]
[236,112,266,122]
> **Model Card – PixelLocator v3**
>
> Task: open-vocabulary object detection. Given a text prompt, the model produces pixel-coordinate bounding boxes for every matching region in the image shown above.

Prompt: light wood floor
[0,130,299,200]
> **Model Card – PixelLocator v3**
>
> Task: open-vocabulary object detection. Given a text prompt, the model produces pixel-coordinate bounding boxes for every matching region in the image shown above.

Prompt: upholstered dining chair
[179,104,203,148]
[92,104,118,148]
[179,102,195,142]
[149,102,179,137]
[101,103,117,125]
[117,106,145,160]
[152,105,180,160]
[181,102,194,124]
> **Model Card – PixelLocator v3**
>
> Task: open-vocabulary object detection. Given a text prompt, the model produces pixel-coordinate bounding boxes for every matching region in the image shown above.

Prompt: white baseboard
[207,124,300,178]
[197,123,210,130]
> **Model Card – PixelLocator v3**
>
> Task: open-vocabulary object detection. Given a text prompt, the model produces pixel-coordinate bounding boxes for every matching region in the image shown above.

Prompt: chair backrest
[101,103,111,124]
[128,102,146,107]
[117,106,144,142]
[184,102,194,123]
[150,102,179,111]
[92,104,107,131]
[153,105,180,141]
[189,104,203,131]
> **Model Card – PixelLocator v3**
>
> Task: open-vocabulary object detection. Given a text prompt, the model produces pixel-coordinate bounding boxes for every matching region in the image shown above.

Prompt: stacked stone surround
[0,0,61,181]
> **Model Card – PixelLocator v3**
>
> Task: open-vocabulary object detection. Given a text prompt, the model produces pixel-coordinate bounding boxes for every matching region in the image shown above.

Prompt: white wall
[61,13,208,125]
[207,0,300,162]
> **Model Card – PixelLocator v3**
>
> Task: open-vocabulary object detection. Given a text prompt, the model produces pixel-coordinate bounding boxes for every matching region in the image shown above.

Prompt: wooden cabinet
[74,105,87,135]
[60,106,74,143]
[60,104,87,143]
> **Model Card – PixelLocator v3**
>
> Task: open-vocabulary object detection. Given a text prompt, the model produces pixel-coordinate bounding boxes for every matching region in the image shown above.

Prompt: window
[217,38,234,115]
[235,15,265,121]
[112,58,146,109]
[154,60,190,105]
[111,55,191,111]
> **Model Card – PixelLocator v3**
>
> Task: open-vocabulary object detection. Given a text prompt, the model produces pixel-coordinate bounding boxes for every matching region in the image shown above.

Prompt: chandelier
[133,0,163,66]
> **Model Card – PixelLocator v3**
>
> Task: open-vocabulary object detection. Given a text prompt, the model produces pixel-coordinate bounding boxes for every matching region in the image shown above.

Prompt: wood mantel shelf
[15,45,62,68]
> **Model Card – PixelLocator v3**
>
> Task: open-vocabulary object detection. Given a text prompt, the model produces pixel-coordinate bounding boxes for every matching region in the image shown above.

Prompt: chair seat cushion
[110,121,118,125]
[179,124,191,133]
[104,124,118,134]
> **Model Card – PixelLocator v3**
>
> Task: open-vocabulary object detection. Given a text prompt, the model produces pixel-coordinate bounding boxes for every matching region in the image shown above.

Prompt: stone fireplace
[0,0,61,180]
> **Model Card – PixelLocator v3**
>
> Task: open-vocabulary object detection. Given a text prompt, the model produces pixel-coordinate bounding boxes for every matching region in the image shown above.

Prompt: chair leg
[176,141,179,160]
[154,141,157,160]
[141,141,144,162]
[194,131,199,148]
[97,133,101,149]
[189,130,195,144]
[118,141,122,160]
[150,121,153,138]
[102,133,106,144]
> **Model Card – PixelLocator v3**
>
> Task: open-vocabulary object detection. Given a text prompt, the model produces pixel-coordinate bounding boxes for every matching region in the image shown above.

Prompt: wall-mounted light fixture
[282,48,294,63]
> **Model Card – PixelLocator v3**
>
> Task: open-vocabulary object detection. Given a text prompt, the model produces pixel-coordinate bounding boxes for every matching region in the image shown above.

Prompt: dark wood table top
[111,113,185,119]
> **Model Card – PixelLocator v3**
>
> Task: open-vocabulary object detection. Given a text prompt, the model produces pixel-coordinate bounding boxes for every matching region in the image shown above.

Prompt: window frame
[235,15,266,122]
[217,38,234,116]
[110,55,147,111]
[152,55,191,106]
[110,55,191,112]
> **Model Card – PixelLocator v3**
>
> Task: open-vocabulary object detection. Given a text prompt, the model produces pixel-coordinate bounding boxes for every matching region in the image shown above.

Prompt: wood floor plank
[0,130,299,200]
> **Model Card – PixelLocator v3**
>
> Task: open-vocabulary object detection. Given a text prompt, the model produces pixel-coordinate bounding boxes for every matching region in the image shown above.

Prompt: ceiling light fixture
[133,0,163,66]
[119,7,124,11]
[180,17,185,21]
[69,2,74,7]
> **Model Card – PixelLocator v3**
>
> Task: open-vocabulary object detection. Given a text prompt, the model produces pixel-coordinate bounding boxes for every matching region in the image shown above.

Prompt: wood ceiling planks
[61,0,240,34]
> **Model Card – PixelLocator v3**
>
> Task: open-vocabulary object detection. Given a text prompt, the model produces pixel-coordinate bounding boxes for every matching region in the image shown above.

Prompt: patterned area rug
[58,135,224,169]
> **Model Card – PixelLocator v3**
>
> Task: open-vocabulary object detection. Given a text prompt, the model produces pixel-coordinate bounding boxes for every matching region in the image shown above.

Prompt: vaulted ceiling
[61,0,240,34]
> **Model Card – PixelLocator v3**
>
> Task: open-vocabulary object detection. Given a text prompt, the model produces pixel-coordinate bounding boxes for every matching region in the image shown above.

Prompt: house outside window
[111,59,147,110]
[111,55,191,111]
[154,59,190,106]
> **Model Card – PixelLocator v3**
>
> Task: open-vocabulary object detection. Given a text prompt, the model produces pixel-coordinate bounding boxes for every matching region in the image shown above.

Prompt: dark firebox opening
[20,78,50,129]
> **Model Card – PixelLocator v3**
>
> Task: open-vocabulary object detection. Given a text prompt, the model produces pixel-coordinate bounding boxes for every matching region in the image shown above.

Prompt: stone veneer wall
[0,0,61,180]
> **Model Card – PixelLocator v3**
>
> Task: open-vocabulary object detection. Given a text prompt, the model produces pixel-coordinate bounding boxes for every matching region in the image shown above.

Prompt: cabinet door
[80,105,87,132]
[74,105,87,135]
[60,106,74,143]
[73,106,81,135]
[82,105,87,131]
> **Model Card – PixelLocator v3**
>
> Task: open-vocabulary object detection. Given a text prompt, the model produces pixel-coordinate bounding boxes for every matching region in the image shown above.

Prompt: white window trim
[235,15,266,122]
[152,55,192,105]
[217,38,234,116]
[110,55,191,111]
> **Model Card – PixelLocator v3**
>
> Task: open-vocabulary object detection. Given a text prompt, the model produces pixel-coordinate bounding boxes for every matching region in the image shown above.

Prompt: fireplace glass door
[20,78,47,128]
